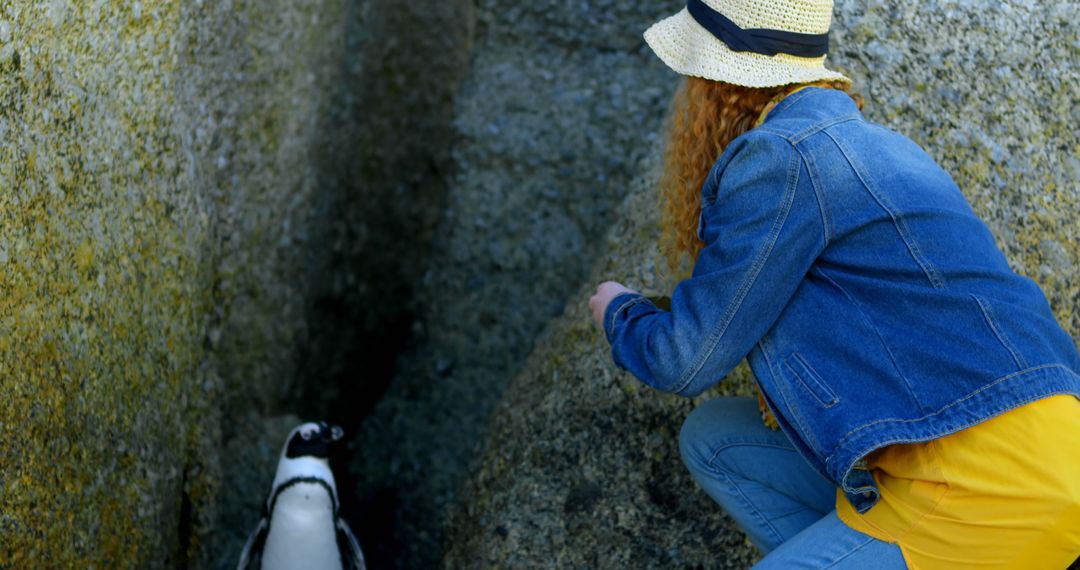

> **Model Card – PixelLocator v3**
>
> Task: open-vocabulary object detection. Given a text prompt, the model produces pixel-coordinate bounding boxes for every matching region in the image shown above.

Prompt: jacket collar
[760,86,862,126]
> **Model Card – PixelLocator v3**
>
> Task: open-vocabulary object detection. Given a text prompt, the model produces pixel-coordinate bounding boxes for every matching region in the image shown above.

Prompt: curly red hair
[658,77,861,274]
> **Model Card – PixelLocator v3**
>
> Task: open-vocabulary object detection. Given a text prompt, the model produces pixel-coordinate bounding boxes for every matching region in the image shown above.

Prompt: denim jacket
[604,87,1080,513]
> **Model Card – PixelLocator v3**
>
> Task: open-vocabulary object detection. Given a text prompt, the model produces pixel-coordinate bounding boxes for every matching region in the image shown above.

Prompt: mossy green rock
[2,0,470,563]
[444,1,1079,567]
[0,0,368,566]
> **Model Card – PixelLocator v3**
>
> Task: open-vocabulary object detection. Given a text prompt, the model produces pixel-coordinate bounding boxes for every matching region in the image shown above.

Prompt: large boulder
[0,1,352,565]
[444,169,761,568]
[444,1,1079,567]
[0,0,467,566]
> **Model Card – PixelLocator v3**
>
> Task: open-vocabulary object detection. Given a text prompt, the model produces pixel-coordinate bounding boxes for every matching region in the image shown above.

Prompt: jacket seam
[813,266,926,415]
[787,115,862,145]
[826,363,1071,463]
[823,129,947,290]
[758,115,861,144]
[758,87,862,142]
[673,142,801,394]
[970,294,1028,370]
[705,441,797,468]
[795,143,832,245]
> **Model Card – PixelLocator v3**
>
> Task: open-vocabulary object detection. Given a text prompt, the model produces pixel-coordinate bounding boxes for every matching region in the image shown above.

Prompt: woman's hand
[589,281,639,328]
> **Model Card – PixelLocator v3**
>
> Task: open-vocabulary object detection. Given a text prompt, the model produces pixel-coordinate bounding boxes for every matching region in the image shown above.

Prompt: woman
[587,0,1080,568]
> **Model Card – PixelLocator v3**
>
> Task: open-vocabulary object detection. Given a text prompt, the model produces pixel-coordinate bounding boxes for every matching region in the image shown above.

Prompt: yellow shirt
[836,395,1080,569]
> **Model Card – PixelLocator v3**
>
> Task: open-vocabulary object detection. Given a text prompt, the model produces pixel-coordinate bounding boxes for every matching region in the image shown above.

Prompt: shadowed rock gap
[202,0,473,566]
[346,2,684,567]
[291,0,475,432]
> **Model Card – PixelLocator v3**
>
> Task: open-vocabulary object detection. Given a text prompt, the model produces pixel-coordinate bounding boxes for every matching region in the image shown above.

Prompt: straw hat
[644,0,850,88]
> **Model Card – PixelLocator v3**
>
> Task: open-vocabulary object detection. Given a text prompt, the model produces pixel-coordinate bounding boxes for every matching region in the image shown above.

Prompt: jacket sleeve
[604,132,827,397]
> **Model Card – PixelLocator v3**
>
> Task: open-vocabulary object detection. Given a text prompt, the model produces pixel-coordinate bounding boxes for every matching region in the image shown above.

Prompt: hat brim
[644,8,850,88]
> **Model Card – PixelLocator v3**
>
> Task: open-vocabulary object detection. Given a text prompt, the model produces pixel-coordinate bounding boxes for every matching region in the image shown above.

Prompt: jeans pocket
[783,353,840,408]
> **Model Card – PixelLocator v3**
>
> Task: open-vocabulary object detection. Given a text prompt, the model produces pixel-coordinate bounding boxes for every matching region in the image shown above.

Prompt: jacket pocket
[783,353,840,408]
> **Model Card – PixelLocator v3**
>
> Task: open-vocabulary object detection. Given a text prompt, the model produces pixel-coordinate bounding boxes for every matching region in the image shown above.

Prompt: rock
[442,162,761,569]
[346,1,683,567]
[3,0,1075,566]
[444,0,1079,567]
[0,0,464,566]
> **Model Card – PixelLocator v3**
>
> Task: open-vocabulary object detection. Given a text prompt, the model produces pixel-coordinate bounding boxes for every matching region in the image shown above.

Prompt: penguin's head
[283,421,345,460]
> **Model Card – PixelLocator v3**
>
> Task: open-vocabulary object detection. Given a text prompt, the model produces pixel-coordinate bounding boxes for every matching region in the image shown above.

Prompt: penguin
[237,421,366,570]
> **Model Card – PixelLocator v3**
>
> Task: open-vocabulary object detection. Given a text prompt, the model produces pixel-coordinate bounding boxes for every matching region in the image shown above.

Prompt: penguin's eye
[300,428,316,441]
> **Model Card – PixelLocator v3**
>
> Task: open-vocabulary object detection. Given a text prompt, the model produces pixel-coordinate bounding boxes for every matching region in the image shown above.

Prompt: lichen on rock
[0,0,381,566]
[1,0,1076,567]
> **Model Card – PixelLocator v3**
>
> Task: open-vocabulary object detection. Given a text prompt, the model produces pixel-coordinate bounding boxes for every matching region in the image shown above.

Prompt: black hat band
[686,0,830,58]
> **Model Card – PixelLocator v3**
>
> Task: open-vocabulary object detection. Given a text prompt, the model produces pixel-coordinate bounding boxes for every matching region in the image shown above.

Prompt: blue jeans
[679,397,907,569]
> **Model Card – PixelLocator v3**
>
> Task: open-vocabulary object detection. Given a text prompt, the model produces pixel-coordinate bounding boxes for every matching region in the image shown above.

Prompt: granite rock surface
[0,0,350,565]
[0,0,460,566]
[346,2,682,567]
[2,0,1076,567]
[443,0,1080,567]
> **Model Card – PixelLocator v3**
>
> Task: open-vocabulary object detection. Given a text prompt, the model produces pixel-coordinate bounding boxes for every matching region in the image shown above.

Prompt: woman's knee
[678,396,763,474]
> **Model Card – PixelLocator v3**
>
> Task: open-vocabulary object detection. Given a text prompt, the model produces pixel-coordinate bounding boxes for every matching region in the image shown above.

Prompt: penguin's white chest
[262,482,342,570]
